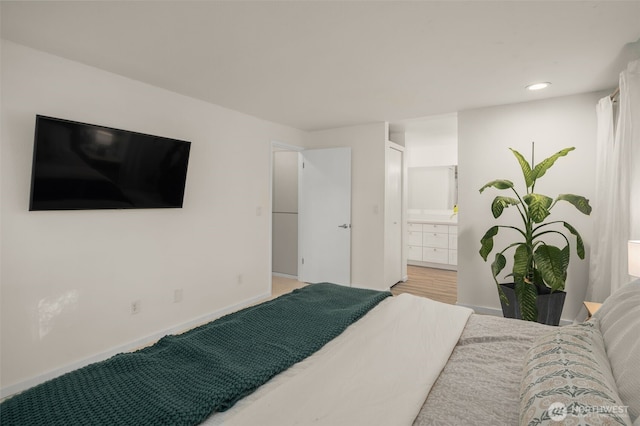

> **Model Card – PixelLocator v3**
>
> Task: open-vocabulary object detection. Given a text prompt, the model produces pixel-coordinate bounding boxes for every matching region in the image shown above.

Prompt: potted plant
[478,145,592,325]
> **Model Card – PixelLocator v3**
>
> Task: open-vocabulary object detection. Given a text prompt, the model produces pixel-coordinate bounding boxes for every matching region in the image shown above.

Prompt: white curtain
[587,60,640,301]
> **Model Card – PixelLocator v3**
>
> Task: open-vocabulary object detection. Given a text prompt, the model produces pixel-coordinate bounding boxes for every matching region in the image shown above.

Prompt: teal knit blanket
[0,283,390,425]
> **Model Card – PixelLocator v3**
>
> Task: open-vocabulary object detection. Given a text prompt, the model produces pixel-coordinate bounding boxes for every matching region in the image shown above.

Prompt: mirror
[408,165,457,211]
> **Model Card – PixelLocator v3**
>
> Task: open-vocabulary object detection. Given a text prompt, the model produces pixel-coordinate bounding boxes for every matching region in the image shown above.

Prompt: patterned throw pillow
[520,320,632,426]
[593,280,640,422]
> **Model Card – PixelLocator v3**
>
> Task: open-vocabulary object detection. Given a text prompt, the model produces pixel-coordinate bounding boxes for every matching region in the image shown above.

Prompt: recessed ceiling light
[526,82,551,91]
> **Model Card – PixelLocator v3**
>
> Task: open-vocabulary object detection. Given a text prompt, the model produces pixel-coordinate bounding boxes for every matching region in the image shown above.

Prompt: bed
[1,281,638,425]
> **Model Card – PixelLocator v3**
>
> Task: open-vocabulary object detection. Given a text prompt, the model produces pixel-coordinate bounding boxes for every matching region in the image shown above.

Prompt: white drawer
[449,249,458,265]
[423,232,449,249]
[423,247,449,263]
[407,231,423,246]
[408,245,423,261]
[448,234,457,250]
[422,223,448,233]
[448,225,458,235]
[407,223,423,232]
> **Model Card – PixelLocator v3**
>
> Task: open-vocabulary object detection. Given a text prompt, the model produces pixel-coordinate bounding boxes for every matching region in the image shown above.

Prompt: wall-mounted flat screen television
[29,115,191,211]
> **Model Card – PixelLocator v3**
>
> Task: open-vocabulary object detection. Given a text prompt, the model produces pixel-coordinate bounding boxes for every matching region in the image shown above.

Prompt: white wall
[408,166,456,210]
[404,113,458,168]
[400,114,458,219]
[0,40,305,394]
[406,143,457,168]
[305,123,388,290]
[457,91,606,322]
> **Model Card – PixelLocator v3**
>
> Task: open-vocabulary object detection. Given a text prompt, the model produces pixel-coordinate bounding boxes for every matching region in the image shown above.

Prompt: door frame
[269,141,305,295]
[386,141,408,284]
[384,141,408,286]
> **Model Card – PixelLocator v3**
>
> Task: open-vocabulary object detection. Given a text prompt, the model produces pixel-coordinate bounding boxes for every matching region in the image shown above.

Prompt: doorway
[269,143,353,294]
[389,113,459,299]
[271,142,304,293]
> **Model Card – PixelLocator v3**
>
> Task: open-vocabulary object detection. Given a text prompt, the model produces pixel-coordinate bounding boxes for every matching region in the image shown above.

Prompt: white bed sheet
[204,293,472,426]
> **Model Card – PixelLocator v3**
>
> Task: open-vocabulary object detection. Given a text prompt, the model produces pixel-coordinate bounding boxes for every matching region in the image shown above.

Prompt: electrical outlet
[131,300,141,315]
[174,288,183,303]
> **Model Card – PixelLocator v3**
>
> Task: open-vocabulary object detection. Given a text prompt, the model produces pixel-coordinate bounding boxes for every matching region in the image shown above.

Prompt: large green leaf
[515,278,538,321]
[556,194,592,215]
[563,222,586,259]
[560,245,570,282]
[479,180,514,193]
[510,148,534,188]
[479,226,499,260]
[531,147,575,181]
[491,252,507,284]
[533,268,543,289]
[492,253,509,305]
[524,193,553,223]
[491,196,520,218]
[534,245,567,292]
[512,244,530,280]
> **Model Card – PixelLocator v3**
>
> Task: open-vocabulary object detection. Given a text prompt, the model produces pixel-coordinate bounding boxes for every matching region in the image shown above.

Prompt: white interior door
[299,147,351,286]
[385,146,403,286]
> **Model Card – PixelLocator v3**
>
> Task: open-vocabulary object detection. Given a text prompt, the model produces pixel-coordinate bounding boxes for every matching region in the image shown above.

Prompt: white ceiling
[2,1,639,131]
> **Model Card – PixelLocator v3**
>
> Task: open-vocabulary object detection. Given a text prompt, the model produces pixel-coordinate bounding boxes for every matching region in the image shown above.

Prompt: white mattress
[205,293,473,426]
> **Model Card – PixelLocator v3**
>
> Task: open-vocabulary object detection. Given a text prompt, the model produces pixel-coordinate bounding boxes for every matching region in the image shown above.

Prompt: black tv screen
[29,115,191,211]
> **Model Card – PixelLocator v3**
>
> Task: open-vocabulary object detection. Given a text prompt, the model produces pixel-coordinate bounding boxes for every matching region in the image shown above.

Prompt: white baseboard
[0,291,270,400]
[456,302,503,317]
[456,302,573,326]
[408,260,457,271]
[272,272,298,280]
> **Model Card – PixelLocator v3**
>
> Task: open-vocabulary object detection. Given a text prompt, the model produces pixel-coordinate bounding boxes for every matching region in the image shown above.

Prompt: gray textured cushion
[520,320,632,425]
[593,280,640,423]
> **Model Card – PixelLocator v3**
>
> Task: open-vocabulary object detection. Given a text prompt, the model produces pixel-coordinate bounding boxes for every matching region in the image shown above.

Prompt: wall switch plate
[174,289,183,303]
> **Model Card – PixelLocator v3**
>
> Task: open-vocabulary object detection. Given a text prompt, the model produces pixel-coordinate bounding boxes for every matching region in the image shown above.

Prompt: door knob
[338,224,350,229]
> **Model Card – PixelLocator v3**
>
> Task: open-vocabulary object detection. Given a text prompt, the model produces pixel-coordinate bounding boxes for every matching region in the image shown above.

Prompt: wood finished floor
[390,266,457,305]
[271,275,307,298]
[272,266,457,305]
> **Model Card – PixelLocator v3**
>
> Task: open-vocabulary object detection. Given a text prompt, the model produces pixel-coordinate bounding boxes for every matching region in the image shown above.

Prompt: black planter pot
[499,283,566,326]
